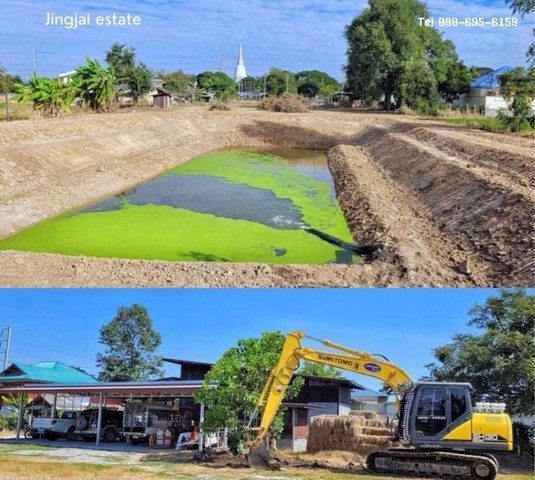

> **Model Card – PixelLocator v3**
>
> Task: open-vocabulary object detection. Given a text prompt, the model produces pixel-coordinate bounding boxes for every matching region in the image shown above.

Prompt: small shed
[279,402,324,452]
[278,375,365,452]
[152,86,172,108]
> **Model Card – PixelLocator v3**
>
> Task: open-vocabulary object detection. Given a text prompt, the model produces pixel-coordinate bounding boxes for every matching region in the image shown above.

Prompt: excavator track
[367,450,498,480]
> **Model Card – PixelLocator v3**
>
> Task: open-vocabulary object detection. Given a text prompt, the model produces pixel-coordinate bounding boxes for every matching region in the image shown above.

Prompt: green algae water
[0,150,355,264]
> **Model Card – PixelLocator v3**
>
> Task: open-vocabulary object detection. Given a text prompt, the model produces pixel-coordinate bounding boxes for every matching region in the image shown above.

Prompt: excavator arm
[247,331,413,448]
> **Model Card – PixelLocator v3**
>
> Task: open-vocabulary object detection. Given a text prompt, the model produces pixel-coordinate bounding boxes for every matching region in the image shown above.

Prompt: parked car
[46,410,79,440]
[74,408,123,442]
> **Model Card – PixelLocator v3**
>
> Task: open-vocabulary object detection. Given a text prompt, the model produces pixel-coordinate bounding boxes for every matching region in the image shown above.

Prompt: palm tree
[72,57,116,112]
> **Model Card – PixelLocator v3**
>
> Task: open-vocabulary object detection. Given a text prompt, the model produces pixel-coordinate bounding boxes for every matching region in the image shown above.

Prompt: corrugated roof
[0,380,204,397]
[471,66,514,88]
[0,361,97,384]
[351,387,388,399]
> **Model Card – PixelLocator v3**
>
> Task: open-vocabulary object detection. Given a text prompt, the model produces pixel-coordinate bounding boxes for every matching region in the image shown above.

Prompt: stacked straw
[307,411,393,455]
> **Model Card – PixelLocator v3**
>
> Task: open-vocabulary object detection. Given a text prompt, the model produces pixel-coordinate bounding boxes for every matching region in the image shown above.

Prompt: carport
[0,380,207,448]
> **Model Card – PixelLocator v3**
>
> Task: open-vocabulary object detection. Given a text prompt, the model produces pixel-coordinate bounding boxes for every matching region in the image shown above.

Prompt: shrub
[513,422,534,457]
[0,415,8,431]
[259,93,309,113]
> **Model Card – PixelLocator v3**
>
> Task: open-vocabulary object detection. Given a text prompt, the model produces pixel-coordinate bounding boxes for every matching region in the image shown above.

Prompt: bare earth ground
[0,439,532,480]
[0,105,533,287]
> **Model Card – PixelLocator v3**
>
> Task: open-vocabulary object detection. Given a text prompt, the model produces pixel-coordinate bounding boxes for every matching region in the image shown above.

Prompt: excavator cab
[398,382,512,452]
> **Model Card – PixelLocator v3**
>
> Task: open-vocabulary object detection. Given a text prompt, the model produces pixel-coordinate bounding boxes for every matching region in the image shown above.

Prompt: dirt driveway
[0,107,532,287]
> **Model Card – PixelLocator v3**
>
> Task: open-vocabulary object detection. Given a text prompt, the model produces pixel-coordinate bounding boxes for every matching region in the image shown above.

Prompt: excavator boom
[248,331,412,444]
[247,331,512,480]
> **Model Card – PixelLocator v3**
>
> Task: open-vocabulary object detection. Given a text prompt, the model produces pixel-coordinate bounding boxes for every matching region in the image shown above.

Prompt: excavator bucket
[247,442,285,470]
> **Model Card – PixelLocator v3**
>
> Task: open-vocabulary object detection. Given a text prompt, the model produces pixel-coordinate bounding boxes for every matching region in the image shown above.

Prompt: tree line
[1,0,533,126]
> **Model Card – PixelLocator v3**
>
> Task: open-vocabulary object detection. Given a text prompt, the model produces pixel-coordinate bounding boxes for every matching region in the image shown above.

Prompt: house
[0,361,97,387]
[161,358,213,381]
[57,70,77,84]
[456,66,535,117]
[0,361,97,417]
[351,386,388,412]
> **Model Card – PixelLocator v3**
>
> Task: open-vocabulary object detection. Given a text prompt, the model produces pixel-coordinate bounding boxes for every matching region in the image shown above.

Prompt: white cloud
[0,0,532,80]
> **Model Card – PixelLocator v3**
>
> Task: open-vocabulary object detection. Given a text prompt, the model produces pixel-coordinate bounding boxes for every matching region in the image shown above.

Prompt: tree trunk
[4,91,9,121]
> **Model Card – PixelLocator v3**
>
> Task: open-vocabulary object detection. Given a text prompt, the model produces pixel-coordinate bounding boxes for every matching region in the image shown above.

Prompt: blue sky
[0,288,502,391]
[0,0,532,82]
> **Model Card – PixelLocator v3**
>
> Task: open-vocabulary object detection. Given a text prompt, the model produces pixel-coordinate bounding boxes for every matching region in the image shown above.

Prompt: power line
[12,338,96,362]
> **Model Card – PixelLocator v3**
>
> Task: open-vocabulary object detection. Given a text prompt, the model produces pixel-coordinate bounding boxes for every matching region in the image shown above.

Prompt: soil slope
[0,107,532,287]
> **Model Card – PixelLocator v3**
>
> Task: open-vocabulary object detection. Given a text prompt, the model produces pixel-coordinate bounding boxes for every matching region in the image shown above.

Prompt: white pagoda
[234,44,247,82]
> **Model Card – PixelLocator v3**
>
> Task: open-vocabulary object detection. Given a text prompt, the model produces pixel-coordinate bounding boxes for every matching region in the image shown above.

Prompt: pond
[0,150,356,264]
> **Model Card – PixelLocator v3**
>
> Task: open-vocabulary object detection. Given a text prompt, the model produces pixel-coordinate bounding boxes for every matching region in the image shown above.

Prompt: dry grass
[259,93,309,113]
[0,445,532,480]
[0,101,32,121]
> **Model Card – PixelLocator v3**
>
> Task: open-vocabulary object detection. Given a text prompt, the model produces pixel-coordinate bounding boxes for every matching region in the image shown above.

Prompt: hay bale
[307,414,392,456]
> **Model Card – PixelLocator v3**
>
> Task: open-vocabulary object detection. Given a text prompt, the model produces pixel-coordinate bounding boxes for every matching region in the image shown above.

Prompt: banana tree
[72,57,116,112]
[1,393,29,437]
[13,73,76,117]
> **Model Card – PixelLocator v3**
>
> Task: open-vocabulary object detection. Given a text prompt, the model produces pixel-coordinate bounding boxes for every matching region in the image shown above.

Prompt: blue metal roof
[0,361,97,384]
[351,387,388,399]
[471,66,514,88]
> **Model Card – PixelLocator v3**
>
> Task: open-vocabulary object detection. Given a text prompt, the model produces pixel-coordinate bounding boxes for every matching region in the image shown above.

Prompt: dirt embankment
[0,108,532,287]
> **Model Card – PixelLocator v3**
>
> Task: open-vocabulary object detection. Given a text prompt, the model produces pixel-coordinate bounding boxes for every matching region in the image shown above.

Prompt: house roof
[0,380,204,398]
[0,361,97,385]
[471,66,514,89]
[162,358,213,368]
[351,387,388,400]
[153,86,172,96]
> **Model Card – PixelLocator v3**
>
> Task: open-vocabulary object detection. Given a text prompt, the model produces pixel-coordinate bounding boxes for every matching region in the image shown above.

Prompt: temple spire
[234,43,247,82]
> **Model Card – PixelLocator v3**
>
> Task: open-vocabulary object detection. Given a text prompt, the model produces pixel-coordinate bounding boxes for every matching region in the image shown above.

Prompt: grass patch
[437,116,534,135]
[0,101,32,121]
[0,450,532,479]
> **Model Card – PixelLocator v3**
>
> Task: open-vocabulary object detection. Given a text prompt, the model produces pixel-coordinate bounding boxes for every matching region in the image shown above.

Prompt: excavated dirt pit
[0,107,532,287]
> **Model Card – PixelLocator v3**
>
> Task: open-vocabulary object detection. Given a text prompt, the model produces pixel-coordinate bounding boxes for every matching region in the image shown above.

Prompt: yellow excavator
[246,331,513,480]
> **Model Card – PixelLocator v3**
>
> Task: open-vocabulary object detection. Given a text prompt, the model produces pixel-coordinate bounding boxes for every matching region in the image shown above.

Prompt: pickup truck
[30,411,79,440]
[46,411,79,440]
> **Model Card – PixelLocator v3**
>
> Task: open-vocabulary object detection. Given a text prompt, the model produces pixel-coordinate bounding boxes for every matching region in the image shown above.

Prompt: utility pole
[32,47,36,73]
[286,72,289,93]
[0,323,12,369]
[263,75,267,98]
[218,46,225,72]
